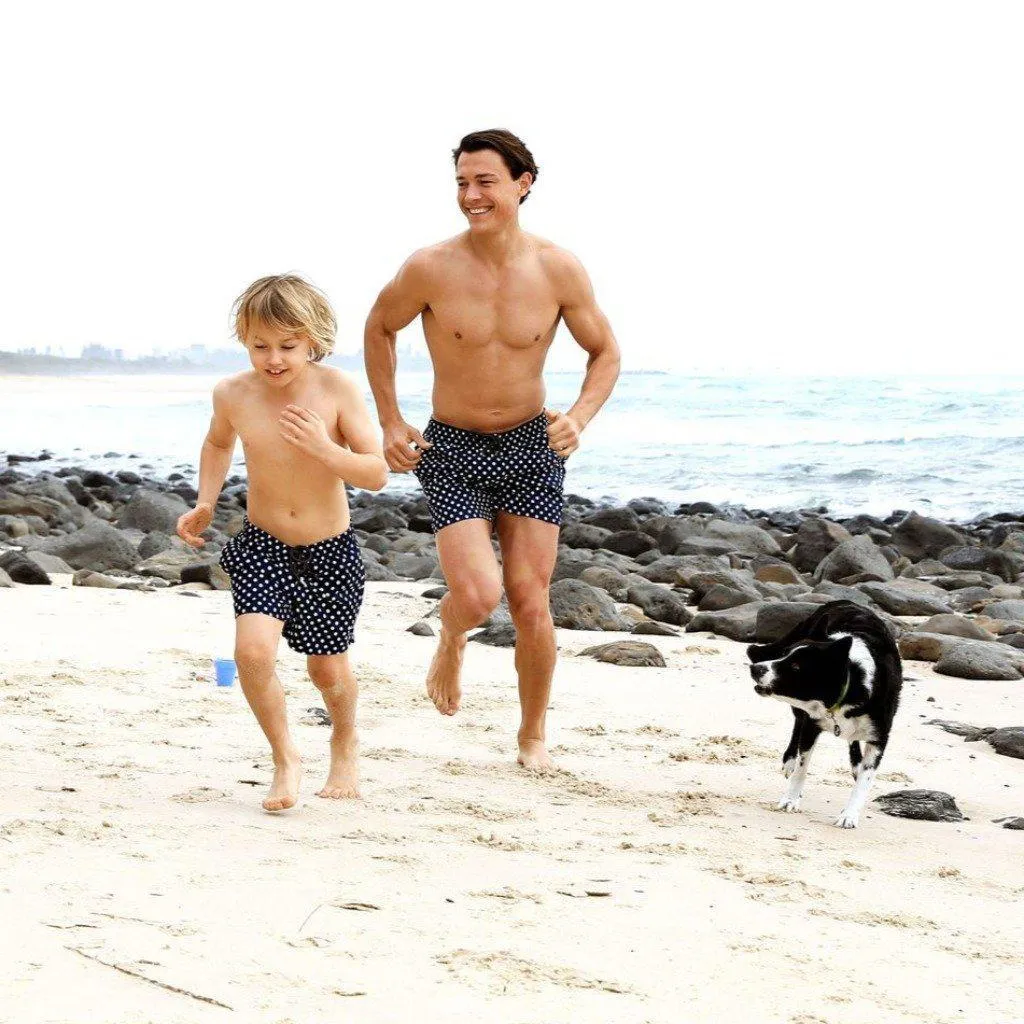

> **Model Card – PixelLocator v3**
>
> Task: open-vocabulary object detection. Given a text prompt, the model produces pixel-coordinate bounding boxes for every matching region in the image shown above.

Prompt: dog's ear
[746,643,769,663]
[829,635,854,661]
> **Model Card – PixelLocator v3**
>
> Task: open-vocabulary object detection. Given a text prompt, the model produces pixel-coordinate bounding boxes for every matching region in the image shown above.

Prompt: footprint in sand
[170,787,229,803]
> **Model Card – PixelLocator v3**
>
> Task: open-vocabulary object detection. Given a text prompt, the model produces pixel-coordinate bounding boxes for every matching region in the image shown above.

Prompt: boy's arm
[177,381,238,548]
[363,252,433,472]
[544,250,621,457]
[278,375,388,491]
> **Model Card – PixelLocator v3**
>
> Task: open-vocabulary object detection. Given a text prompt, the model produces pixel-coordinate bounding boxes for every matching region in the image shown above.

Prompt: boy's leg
[307,652,360,799]
[234,613,301,811]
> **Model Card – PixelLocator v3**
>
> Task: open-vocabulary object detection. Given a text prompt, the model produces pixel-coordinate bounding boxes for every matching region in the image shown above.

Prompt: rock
[873,790,966,822]
[935,644,1022,681]
[632,620,680,637]
[180,562,232,591]
[754,602,822,643]
[549,578,632,631]
[627,496,670,515]
[19,520,139,572]
[997,634,1024,651]
[987,727,1024,760]
[671,536,737,558]
[386,553,439,580]
[25,551,75,575]
[0,551,51,585]
[351,508,407,532]
[580,566,629,597]
[973,615,1022,637]
[407,621,435,637]
[136,548,199,582]
[117,489,189,534]
[703,520,781,556]
[421,586,448,599]
[949,587,997,612]
[625,583,692,625]
[790,518,853,573]
[580,640,666,667]
[698,585,759,612]
[137,531,174,559]
[916,614,996,641]
[582,507,640,532]
[998,817,1024,830]
[925,719,995,741]
[470,623,517,647]
[0,566,12,587]
[812,581,874,607]
[754,562,805,586]
[656,516,707,554]
[857,581,951,617]
[560,523,612,549]
[552,551,596,581]
[982,599,1024,622]
[602,530,658,557]
[72,569,122,588]
[362,558,401,582]
[892,512,967,562]
[686,602,766,642]
[0,515,30,539]
[640,554,727,585]
[939,546,1018,583]
[815,536,894,583]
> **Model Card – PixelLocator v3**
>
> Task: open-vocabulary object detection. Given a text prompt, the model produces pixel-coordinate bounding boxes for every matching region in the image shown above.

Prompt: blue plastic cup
[214,658,237,687]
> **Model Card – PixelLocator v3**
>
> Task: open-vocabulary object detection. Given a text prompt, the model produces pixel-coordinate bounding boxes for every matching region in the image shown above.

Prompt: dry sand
[1,582,1022,1023]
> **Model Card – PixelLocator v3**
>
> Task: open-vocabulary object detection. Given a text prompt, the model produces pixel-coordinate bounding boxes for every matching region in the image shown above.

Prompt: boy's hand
[383,420,431,473]
[280,406,332,458]
[544,408,581,458]
[177,503,213,549]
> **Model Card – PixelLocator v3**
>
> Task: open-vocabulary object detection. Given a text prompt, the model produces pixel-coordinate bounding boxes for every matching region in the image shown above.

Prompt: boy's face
[246,322,312,387]
[456,149,530,234]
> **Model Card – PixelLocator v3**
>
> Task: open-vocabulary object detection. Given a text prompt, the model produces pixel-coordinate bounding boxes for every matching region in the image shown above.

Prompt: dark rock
[754,602,822,643]
[998,817,1024,830]
[302,707,332,727]
[116,470,142,485]
[386,553,439,580]
[582,507,640,533]
[19,519,139,571]
[180,562,231,591]
[0,566,12,588]
[687,570,760,601]
[656,516,706,554]
[579,566,629,597]
[552,551,596,581]
[703,520,781,556]
[632,620,680,637]
[948,586,997,612]
[560,523,612,549]
[625,583,692,625]
[421,586,448,599]
[626,497,670,515]
[983,599,1024,622]
[72,569,123,589]
[892,512,968,562]
[0,551,51,585]
[814,536,894,583]
[939,546,1018,583]
[580,640,666,667]
[361,533,392,555]
[935,644,1022,681]
[840,513,891,537]
[549,578,632,631]
[602,530,658,557]
[138,531,174,559]
[812,581,874,606]
[640,554,727,585]
[857,581,951,617]
[362,556,400,582]
[686,602,766,642]
[676,501,719,515]
[987,727,1024,760]
[790,519,853,573]
[117,489,189,534]
[351,508,407,533]
[671,536,738,558]
[917,614,995,641]
[925,719,995,741]
[874,790,965,822]
[407,621,435,637]
[698,585,759,612]
[470,623,517,647]
[754,562,805,586]
[997,634,1024,650]
[81,471,119,488]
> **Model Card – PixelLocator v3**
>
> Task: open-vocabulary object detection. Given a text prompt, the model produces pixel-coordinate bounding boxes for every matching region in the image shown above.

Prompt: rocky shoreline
[3,451,1024,690]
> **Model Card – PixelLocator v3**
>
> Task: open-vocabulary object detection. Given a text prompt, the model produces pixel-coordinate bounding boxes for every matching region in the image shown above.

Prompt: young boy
[177,275,388,812]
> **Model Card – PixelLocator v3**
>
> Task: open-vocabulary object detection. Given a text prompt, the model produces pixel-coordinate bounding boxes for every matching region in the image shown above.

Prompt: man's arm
[278,374,388,491]
[545,251,621,456]
[364,252,434,472]
[178,381,237,548]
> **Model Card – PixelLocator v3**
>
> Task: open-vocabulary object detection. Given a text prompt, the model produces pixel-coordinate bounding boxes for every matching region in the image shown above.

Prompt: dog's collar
[826,669,851,735]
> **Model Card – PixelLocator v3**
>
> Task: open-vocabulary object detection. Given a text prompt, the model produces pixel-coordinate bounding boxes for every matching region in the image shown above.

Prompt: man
[364,129,620,771]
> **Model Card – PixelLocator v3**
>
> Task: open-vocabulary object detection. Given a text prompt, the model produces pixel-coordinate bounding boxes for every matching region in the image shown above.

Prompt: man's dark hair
[452,129,539,204]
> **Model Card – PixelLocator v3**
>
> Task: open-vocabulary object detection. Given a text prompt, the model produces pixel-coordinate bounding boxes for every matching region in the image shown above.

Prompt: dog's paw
[777,796,802,813]
[835,810,859,829]
[782,758,797,779]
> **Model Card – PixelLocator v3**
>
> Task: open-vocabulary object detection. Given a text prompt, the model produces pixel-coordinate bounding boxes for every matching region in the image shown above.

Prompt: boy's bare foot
[426,631,466,716]
[317,733,360,799]
[517,737,557,773]
[263,752,301,812]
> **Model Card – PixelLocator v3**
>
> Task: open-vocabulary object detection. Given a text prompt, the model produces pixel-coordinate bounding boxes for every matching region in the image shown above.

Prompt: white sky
[2,1,1022,374]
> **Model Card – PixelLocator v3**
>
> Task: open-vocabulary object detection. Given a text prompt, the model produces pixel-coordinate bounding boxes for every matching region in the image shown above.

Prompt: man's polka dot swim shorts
[413,413,566,533]
[219,519,366,655]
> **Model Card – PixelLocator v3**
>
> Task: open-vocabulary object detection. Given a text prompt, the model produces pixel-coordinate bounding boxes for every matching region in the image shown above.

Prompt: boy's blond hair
[233,274,336,362]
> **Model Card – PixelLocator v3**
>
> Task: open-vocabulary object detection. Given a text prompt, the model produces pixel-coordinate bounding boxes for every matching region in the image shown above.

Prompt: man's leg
[428,518,503,715]
[495,513,560,771]
[307,652,360,799]
[234,613,301,811]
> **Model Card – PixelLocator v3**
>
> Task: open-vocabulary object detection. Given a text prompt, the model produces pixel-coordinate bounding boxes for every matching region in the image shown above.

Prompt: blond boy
[177,275,387,811]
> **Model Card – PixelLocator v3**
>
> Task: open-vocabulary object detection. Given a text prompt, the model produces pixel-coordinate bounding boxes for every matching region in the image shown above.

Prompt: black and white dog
[746,600,902,829]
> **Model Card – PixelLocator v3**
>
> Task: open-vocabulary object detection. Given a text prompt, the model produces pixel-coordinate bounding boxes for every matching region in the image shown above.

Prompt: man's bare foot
[317,732,360,799]
[517,737,557,773]
[426,632,466,716]
[263,753,301,812]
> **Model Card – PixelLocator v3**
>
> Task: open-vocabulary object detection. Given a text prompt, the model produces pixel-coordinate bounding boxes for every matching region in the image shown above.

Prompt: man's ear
[518,171,533,198]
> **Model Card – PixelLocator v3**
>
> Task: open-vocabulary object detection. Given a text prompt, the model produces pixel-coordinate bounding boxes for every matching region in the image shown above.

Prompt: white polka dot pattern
[414,413,566,533]
[219,520,366,655]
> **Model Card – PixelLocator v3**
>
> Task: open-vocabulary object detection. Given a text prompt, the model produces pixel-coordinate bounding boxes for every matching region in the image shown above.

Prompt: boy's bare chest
[234,394,342,463]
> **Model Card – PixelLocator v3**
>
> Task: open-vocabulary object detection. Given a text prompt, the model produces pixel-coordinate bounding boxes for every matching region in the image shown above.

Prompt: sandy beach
[1,582,1022,1023]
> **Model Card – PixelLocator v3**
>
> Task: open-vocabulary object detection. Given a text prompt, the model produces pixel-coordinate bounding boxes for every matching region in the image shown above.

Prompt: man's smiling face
[456,149,531,233]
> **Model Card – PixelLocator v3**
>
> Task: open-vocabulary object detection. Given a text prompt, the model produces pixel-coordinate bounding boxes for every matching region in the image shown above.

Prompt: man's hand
[544,408,581,458]
[280,405,332,459]
[383,420,431,473]
[176,502,213,549]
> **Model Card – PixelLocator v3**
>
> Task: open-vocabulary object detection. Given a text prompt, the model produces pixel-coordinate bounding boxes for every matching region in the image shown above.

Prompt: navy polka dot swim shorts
[413,413,566,533]
[219,520,366,656]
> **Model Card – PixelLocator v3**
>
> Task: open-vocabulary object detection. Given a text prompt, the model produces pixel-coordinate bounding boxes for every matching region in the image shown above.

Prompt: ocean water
[2,371,1023,521]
